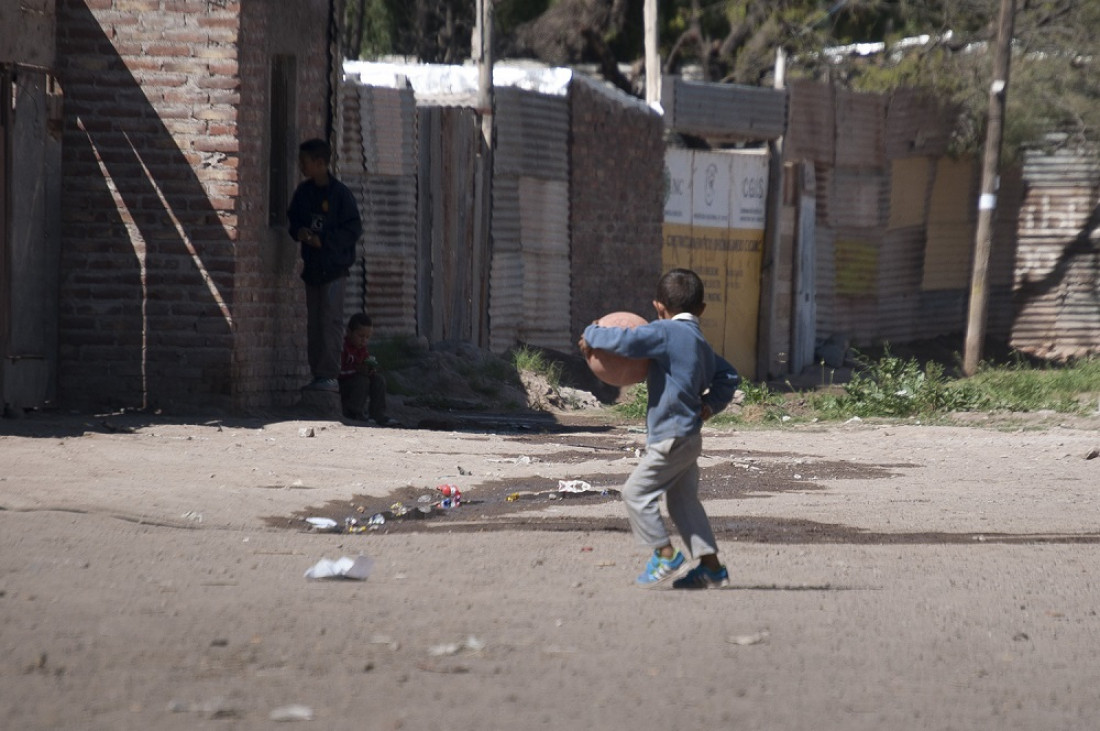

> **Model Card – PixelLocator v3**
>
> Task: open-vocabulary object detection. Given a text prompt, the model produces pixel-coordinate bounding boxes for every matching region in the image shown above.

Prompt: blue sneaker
[672,563,730,589]
[635,550,686,588]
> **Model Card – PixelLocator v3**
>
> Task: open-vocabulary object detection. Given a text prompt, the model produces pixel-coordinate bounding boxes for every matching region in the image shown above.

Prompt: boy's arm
[287,185,311,241]
[582,322,662,359]
[702,355,740,418]
[321,185,363,265]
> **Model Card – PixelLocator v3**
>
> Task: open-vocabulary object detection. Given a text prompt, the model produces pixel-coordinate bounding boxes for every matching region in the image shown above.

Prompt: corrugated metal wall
[490,87,571,352]
[1011,141,1100,359]
[784,81,1019,352]
[337,81,418,335]
[661,76,787,142]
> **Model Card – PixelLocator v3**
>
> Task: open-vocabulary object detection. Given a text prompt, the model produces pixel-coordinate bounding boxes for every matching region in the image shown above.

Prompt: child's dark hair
[347,313,372,331]
[299,138,331,163]
[656,268,705,315]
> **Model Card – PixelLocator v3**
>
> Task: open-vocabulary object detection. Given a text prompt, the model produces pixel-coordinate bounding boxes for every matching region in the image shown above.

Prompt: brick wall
[569,79,665,341]
[55,0,331,412]
[235,0,330,409]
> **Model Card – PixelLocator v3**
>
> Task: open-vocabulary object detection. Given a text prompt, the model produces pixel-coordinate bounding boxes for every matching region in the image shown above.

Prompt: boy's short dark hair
[347,313,373,331]
[299,138,331,163]
[656,268,706,315]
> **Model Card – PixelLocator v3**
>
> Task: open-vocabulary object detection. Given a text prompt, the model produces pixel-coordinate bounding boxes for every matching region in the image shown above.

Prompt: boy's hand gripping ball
[585,311,650,387]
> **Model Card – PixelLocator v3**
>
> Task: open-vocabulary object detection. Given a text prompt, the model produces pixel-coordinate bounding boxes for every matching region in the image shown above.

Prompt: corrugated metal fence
[490,87,571,352]
[338,81,418,334]
[1011,140,1100,359]
[784,81,1019,350]
[339,77,573,353]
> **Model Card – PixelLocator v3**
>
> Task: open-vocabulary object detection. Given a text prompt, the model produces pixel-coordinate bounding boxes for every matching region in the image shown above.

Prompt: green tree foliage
[342,0,1100,154]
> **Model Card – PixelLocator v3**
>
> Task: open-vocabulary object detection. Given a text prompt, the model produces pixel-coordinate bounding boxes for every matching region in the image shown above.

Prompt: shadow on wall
[58,0,236,411]
[1014,202,1100,305]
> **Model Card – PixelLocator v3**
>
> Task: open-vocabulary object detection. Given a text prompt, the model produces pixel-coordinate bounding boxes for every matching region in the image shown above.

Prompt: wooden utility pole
[472,0,494,347]
[963,0,1016,376]
[644,0,659,105]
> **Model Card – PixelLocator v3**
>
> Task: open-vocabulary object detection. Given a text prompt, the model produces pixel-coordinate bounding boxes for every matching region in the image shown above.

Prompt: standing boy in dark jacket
[287,138,363,392]
[580,268,740,589]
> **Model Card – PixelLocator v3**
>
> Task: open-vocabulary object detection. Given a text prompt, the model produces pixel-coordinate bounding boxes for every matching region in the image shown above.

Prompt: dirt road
[2,410,1099,730]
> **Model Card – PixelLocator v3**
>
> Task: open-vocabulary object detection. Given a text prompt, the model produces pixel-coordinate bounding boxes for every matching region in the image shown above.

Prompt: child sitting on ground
[339,313,394,426]
[579,268,740,589]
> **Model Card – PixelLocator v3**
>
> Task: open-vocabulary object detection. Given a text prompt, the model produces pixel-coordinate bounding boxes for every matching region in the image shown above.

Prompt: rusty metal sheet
[884,89,954,159]
[835,88,885,169]
[1011,141,1100,359]
[786,80,835,164]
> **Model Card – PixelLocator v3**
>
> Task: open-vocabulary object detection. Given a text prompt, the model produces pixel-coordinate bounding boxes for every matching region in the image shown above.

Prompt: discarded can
[437,484,462,507]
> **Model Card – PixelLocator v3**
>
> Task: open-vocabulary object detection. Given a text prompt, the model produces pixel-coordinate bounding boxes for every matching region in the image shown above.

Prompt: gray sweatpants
[305,276,346,381]
[623,432,719,559]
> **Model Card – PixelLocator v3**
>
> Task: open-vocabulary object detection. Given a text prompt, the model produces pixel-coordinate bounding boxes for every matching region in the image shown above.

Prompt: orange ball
[586,311,650,386]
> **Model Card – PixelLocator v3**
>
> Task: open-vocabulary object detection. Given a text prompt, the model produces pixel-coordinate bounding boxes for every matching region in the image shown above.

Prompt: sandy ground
[2,407,1100,730]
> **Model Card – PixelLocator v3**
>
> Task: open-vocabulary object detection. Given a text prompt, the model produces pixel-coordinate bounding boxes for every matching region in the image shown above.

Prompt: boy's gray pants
[305,276,346,381]
[623,432,719,558]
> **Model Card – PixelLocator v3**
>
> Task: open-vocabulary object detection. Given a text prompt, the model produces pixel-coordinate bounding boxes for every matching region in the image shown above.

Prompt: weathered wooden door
[417,107,484,344]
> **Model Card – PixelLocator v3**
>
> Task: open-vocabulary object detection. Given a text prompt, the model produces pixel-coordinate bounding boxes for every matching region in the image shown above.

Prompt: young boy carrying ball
[579,268,740,588]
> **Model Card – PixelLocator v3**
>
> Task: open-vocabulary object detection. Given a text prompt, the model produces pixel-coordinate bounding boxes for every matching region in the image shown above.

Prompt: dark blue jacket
[287,176,363,286]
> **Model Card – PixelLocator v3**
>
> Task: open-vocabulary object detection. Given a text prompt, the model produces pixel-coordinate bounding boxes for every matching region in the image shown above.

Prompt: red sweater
[340,339,371,380]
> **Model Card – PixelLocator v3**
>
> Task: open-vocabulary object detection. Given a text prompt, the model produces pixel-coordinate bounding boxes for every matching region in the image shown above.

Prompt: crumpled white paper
[557,479,596,493]
[305,516,339,532]
[304,555,374,580]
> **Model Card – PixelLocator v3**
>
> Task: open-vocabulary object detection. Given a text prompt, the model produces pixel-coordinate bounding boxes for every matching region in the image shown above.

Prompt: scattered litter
[457,465,471,475]
[304,516,339,532]
[181,511,204,523]
[844,416,863,425]
[580,546,594,552]
[488,455,540,464]
[167,698,238,717]
[727,631,769,646]
[428,635,485,657]
[369,634,400,651]
[298,427,315,438]
[270,704,314,722]
[1085,448,1099,460]
[557,479,594,493]
[304,555,374,580]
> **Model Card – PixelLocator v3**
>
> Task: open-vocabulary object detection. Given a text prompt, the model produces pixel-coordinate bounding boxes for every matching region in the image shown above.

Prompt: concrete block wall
[55,0,330,411]
[568,80,665,343]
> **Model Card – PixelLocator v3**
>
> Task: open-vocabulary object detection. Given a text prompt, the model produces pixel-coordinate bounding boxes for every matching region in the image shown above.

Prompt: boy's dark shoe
[343,410,368,422]
[304,377,339,393]
[672,563,730,589]
[372,416,399,428]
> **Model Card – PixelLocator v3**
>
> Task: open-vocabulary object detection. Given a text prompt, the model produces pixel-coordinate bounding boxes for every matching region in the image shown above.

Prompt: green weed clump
[614,383,649,420]
[511,346,562,389]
